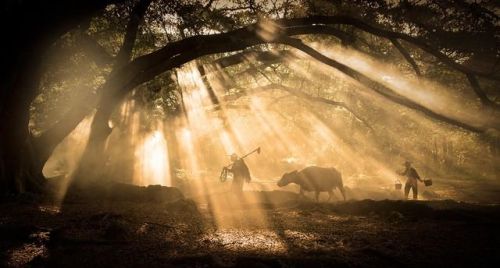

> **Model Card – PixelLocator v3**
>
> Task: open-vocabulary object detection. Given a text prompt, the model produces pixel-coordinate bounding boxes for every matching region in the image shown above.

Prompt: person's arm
[224,162,234,173]
[413,168,423,182]
[227,161,240,173]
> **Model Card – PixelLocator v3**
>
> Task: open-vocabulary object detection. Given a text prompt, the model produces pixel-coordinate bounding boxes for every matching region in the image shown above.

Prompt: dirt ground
[1,187,500,267]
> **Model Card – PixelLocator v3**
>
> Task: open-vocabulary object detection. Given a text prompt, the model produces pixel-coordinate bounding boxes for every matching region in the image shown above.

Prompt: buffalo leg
[327,190,335,202]
[338,187,346,201]
[314,191,320,202]
[299,187,306,199]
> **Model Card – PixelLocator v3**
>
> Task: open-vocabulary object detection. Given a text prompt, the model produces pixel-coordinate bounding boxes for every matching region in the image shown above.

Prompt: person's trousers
[404,180,418,200]
[232,179,244,193]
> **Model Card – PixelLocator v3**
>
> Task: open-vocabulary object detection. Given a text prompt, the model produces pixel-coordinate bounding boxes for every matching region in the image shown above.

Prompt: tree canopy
[0,0,498,194]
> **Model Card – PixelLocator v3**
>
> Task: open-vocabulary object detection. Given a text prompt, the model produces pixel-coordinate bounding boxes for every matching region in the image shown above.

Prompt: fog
[40,42,499,207]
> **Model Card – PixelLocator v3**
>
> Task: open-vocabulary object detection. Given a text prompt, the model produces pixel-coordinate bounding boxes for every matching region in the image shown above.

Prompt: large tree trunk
[72,65,138,184]
[0,0,122,195]
[0,44,46,194]
[73,104,114,184]
[72,0,153,185]
[72,68,138,183]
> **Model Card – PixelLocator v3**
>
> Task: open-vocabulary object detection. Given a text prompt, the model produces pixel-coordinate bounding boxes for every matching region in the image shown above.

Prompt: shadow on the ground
[1,188,500,267]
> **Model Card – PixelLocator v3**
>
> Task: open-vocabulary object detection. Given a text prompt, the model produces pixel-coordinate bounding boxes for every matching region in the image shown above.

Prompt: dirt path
[1,192,500,267]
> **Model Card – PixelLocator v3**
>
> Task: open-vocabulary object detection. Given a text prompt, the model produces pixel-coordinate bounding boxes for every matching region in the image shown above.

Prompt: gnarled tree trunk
[0,0,122,195]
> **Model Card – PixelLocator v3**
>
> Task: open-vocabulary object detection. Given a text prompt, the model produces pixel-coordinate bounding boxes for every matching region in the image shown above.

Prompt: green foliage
[29,0,499,180]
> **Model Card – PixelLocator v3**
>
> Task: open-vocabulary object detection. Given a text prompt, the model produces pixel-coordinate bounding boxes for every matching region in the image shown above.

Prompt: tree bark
[74,0,152,184]
[0,50,45,194]
[14,14,498,193]
[0,0,123,194]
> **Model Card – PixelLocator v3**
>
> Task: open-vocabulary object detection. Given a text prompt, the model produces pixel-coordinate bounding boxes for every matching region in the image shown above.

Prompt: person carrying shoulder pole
[398,160,423,200]
[226,153,251,193]
[220,147,260,192]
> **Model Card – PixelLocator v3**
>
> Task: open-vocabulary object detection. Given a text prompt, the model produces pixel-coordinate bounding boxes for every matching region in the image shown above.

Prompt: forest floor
[1,185,500,267]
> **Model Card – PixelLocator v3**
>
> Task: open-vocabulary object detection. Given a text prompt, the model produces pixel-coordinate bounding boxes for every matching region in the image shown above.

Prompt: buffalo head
[277,170,298,187]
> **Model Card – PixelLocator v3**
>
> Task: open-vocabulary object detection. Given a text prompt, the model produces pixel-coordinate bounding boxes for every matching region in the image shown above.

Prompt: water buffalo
[277,166,346,201]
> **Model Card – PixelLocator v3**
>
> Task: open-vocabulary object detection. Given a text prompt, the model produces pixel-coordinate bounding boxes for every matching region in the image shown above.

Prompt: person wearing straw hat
[227,153,251,193]
[398,160,423,200]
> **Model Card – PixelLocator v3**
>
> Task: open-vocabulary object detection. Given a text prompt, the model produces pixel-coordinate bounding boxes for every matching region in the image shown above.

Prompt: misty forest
[1,0,499,267]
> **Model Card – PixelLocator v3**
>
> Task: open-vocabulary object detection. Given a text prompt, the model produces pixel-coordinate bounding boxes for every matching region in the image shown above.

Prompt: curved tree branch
[114,0,152,68]
[466,74,499,108]
[277,16,499,81]
[197,50,296,76]
[259,83,374,131]
[92,18,493,136]
[286,25,355,45]
[277,16,499,105]
[33,0,153,164]
[38,15,495,166]
[79,34,115,66]
[280,37,485,133]
[390,38,421,76]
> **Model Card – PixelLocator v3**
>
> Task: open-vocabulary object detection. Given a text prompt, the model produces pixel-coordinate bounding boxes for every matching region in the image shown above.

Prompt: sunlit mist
[43,115,94,203]
[134,128,171,186]
[42,37,499,211]
[12,2,499,266]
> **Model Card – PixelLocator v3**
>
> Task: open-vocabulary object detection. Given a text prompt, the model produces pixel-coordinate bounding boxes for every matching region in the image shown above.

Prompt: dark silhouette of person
[399,161,423,200]
[227,153,251,193]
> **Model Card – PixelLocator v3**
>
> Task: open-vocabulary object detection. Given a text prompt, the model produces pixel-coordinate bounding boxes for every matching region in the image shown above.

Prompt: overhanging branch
[466,74,499,108]
[390,38,421,76]
[114,0,152,68]
[259,83,374,131]
[277,16,499,81]
[42,14,494,157]
[197,50,296,76]
[33,0,153,162]
[277,16,499,104]
[80,34,114,66]
[105,19,490,133]
[279,37,485,133]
